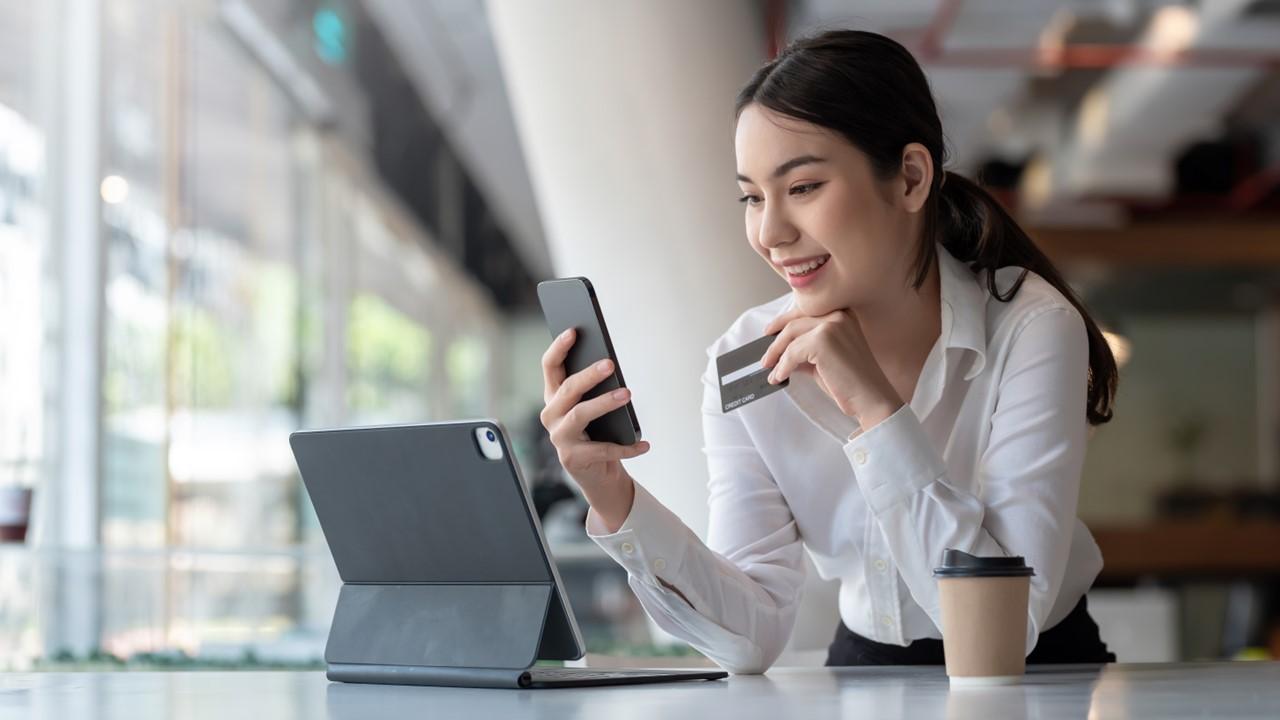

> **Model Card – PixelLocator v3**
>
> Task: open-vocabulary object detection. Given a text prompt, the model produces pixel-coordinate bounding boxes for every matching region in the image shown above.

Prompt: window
[0,0,508,669]
[0,4,47,499]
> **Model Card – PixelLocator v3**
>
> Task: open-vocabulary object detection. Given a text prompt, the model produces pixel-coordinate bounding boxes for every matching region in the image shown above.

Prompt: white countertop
[2,662,1278,719]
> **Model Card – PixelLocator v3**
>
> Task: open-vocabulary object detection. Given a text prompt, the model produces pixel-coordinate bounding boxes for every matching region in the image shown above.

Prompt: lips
[782,254,831,288]
[781,255,831,276]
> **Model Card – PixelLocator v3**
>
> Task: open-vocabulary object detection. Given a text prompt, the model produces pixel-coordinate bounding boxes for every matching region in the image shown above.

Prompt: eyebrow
[736,155,827,184]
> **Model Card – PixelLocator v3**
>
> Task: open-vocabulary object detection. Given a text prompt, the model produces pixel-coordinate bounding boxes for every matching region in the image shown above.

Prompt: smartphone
[537,277,642,446]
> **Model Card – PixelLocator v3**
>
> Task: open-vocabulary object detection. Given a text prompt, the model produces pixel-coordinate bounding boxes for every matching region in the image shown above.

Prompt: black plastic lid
[932,549,1035,578]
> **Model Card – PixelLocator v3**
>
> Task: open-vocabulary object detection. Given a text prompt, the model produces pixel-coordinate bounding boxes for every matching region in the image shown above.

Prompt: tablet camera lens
[474,426,504,460]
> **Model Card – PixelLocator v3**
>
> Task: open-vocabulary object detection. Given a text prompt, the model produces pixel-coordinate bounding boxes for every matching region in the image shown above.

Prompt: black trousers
[825,595,1116,666]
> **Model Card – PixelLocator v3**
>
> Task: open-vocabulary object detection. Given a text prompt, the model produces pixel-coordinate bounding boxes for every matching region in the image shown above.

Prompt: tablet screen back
[290,421,553,584]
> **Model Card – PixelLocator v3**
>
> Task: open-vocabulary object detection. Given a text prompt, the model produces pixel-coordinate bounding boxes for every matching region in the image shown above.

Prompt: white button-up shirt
[585,241,1103,674]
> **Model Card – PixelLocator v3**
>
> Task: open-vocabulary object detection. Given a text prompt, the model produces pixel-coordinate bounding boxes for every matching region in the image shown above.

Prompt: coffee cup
[933,548,1035,686]
[0,486,32,543]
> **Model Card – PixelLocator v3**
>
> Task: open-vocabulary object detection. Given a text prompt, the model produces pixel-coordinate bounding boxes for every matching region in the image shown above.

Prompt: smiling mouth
[783,255,830,277]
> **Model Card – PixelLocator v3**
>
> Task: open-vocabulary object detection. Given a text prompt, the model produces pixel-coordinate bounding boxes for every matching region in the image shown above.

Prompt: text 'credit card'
[716,333,788,413]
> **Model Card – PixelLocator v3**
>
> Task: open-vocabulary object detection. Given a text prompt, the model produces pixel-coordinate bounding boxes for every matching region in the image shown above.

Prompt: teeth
[785,256,830,275]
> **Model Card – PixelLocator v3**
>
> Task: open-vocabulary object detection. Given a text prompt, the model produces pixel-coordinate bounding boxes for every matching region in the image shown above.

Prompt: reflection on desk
[1,662,1278,719]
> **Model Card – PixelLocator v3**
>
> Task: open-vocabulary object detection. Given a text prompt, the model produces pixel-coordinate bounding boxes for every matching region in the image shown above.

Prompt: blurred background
[1,0,1279,671]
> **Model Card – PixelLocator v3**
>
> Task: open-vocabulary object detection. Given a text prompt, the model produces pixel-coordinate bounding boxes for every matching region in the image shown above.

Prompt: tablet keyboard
[522,667,727,688]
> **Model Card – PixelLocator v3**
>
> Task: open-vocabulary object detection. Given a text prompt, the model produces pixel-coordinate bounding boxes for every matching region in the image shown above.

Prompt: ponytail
[920,171,1117,426]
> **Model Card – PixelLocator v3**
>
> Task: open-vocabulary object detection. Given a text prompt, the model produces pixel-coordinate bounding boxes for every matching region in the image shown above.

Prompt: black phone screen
[536,278,641,445]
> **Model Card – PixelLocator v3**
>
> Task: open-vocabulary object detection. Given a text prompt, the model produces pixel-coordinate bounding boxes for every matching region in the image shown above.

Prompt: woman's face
[734,103,921,316]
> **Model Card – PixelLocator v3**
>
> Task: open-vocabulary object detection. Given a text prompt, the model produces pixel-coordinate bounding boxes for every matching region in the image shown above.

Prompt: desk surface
[2,662,1278,719]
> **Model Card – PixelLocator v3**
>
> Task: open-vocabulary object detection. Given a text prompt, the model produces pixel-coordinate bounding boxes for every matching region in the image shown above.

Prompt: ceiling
[364,0,1280,276]
[362,0,552,279]
[791,0,1280,223]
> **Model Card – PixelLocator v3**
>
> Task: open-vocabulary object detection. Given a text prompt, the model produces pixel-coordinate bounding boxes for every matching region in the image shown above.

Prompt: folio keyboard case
[289,420,584,688]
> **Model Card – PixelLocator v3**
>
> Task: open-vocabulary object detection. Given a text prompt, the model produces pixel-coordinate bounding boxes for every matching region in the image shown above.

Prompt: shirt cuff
[843,402,947,514]
[585,481,690,586]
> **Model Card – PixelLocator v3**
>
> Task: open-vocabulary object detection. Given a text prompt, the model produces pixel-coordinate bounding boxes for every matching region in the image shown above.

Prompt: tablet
[290,419,727,688]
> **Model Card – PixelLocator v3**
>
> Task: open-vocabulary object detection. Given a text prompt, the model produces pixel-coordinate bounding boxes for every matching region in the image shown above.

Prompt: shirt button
[653,558,667,572]
[881,615,893,627]
[621,542,635,555]
[874,558,887,572]
[853,449,868,465]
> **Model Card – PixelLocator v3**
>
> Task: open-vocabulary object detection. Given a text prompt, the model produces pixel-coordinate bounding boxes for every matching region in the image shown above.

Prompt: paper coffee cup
[0,487,32,543]
[933,549,1034,686]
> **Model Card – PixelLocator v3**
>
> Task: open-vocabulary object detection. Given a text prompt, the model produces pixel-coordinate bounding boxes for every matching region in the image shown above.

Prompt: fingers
[763,306,805,336]
[768,335,807,384]
[760,328,791,371]
[544,356,616,426]
[559,439,652,468]
[761,316,816,370]
[538,326,651,480]
[551,385,632,443]
[541,328,575,403]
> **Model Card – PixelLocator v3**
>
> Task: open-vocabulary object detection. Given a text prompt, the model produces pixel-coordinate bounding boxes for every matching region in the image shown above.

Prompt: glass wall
[0,1,52,668]
[0,0,509,669]
[0,1,49,514]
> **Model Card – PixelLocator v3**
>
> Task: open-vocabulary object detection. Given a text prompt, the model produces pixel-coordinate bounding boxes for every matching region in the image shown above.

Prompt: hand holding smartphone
[537,278,642,446]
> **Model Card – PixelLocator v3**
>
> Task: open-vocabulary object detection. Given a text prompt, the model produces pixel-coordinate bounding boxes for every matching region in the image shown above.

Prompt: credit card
[716,333,788,413]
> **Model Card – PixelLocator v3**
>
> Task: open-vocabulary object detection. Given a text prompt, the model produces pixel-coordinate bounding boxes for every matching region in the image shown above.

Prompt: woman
[538,29,1117,673]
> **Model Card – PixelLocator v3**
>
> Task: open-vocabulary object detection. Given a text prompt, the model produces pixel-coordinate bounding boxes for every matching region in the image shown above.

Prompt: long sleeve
[844,305,1090,655]
[583,348,807,674]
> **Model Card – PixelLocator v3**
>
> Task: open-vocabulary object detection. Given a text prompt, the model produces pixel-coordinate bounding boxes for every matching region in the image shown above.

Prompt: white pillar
[40,0,105,657]
[487,0,780,535]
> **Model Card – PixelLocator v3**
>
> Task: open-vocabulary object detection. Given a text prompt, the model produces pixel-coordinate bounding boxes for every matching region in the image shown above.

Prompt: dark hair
[735,30,1116,426]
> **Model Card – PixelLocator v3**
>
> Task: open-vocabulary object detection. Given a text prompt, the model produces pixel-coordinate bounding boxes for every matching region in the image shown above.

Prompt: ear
[899,143,934,214]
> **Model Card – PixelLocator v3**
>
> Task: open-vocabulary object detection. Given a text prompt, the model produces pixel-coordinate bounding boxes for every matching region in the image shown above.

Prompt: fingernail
[560,328,572,339]
[612,388,629,400]
[596,359,611,372]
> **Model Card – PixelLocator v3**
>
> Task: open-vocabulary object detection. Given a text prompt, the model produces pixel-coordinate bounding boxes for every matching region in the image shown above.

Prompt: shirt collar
[936,241,988,382]
[780,242,988,442]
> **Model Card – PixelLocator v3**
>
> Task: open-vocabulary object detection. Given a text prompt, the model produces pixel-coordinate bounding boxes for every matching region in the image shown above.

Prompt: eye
[737,193,761,206]
[790,181,825,196]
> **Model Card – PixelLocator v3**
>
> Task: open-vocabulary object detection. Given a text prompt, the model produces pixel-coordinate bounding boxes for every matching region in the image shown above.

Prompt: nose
[757,202,799,251]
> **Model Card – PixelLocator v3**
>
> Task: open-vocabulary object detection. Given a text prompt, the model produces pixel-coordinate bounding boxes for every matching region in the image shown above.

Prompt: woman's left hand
[761,306,904,427]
